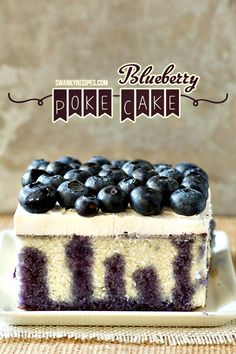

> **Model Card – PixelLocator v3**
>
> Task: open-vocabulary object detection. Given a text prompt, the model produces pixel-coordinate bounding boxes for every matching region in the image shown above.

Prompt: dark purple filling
[65,236,93,302]
[198,243,206,259]
[133,266,162,308]
[17,235,206,311]
[104,253,125,299]
[210,219,216,250]
[18,247,50,310]
[210,219,216,236]
[171,238,195,310]
[198,275,208,287]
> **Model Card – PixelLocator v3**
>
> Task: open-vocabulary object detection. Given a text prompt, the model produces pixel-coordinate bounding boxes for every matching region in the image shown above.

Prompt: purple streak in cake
[13,267,16,278]
[197,272,208,287]
[172,238,195,310]
[133,266,162,309]
[18,247,50,310]
[210,219,216,236]
[198,243,206,259]
[104,253,125,298]
[65,235,93,302]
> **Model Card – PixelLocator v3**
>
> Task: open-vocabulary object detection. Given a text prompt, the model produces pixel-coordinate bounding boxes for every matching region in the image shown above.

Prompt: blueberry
[111,159,128,168]
[19,182,56,213]
[102,164,112,170]
[146,176,179,205]
[57,180,89,209]
[101,165,121,172]
[85,175,115,194]
[130,186,163,216]
[181,176,208,196]
[75,195,99,217]
[79,162,101,175]
[183,174,208,187]
[69,161,82,169]
[27,159,49,170]
[184,167,208,180]
[46,161,72,176]
[37,161,49,171]
[169,188,207,216]
[87,156,110,166]
[57,156,81,166]
[99,168,128,183]
[159,168,182,182]
[153,163,172,173]
[175,162,199,174]
[21,169,47,186]
[64,169,92,183]
[132,168,158,183]
[37,174,65,189]
[97,186,128,213]
[118,177,142,194]
[122,160,153,176]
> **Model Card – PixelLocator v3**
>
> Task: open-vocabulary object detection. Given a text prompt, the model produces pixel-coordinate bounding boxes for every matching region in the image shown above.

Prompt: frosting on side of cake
[14,193,212,237]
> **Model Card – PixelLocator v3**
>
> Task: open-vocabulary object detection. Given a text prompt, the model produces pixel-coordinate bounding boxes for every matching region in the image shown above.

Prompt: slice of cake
[14,157,213,311]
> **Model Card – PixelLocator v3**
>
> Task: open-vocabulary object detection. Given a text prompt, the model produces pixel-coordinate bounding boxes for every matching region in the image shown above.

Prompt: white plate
[0,230,235,327]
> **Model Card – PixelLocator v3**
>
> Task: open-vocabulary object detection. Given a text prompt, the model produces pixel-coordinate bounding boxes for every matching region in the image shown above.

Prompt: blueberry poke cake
[14,156,213,311]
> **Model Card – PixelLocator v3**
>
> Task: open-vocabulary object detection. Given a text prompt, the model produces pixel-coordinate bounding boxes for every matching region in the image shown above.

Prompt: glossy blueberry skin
[130,186,163,216]
[153,164,172,173]
[97,186,128,213]
[146,176,179,205]
[57,180,89,209]
[132,168,158,183]
[101,165,119,172]
[101,165,122,172]
[181,175,208,196]
[169,188,207,216]
[79,162,101,175]
[37,161,49,171]
[98,168,128,183]
[21,169,47,187]
[175,162,199,174]
[19,182,56,213]
[57,156,81,166]
[46,161,72,176]
[37,174,65,189]
[101,164,112,170]
[27,159,49,171]
[75,195,99,217]
[64,169,92,183]
[111,159,128,169]
[183,167,208,181]
[118,177,142,194]
[69,161,82,170]
[122,160,153,176]
[87,156,110,166]
[159,168,182,183]
[85,175,115,194]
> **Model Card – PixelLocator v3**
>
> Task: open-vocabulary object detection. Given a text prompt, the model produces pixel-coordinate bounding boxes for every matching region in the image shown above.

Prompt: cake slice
[14,158,212,311]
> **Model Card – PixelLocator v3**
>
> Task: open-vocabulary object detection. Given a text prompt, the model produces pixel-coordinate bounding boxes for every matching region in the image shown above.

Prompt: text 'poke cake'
[14,156,213,311]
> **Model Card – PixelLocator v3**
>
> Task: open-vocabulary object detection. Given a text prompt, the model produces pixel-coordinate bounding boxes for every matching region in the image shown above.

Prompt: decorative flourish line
[181,93,228,106]
[8,92,228,107]
[8,92,52,106]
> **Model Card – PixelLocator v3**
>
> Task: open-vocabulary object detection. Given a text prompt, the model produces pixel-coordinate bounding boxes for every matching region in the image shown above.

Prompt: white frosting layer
[14,194,212,236]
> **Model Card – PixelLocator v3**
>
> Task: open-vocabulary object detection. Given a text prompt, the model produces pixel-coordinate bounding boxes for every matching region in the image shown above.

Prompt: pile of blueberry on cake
[14,156,213,311]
